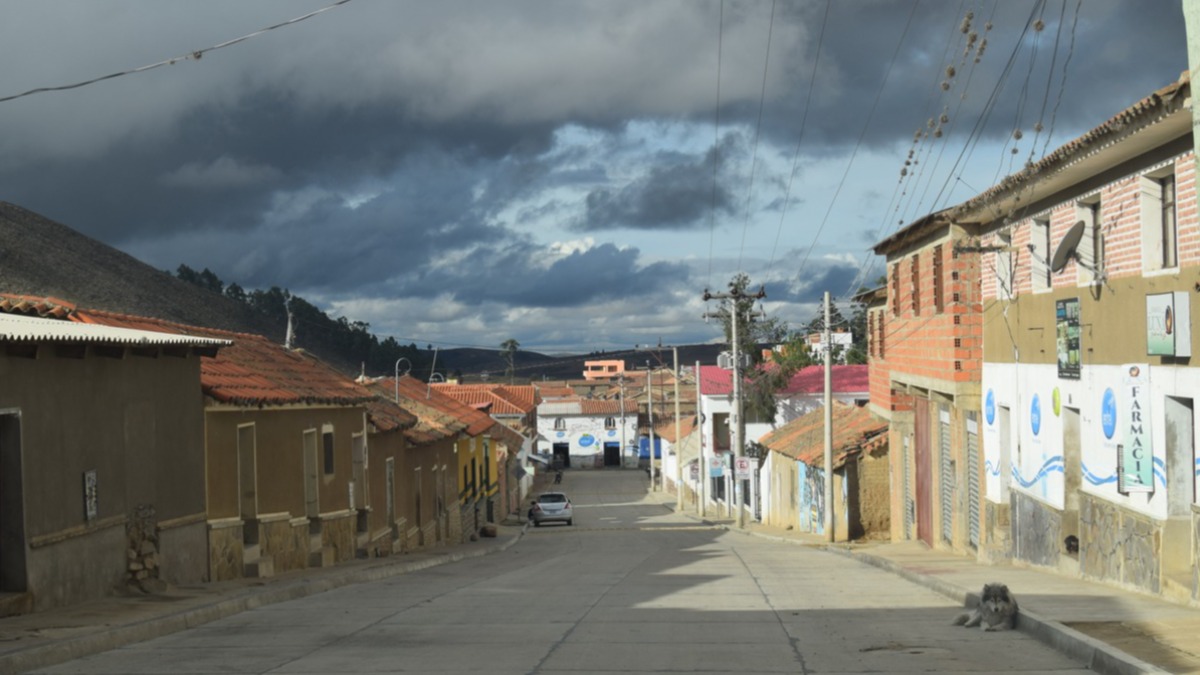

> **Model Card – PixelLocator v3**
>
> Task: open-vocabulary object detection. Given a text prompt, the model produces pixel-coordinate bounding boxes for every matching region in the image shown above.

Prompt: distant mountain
[0,201,730,378]
[0,202,283,340]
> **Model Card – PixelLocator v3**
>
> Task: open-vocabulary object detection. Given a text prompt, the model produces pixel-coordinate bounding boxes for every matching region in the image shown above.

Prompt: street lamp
[394,357,411,403]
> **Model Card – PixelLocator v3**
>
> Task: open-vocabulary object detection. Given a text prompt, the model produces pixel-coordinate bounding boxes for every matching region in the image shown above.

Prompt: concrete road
[32,470,1090,674]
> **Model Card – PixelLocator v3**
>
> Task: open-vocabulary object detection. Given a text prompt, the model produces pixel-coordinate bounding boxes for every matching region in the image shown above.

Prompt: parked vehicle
[529,492,573,526]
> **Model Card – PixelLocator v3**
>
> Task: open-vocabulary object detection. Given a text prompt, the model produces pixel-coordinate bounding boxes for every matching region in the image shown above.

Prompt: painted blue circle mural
[1101,388,1117,440]
[579,434,595,447]
[607,430,617,437]
[1030,394,1041,437]
[556,431,565,438]
[985,389,995,426]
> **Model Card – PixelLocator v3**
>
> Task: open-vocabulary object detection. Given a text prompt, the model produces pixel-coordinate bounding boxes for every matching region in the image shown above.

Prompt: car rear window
[539,494,567,503]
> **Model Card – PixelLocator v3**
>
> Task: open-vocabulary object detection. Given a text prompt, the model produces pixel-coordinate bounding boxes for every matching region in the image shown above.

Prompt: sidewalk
[700,510,1200,675]
[0,525,526,675]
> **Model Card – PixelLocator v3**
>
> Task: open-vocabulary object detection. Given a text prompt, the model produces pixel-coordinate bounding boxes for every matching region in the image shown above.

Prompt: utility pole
[672,346,681,512]
[696,359,705,518]
[824,291,834,542]
[703,285,765,529]
[646,360,657,491]
[618,375,628,467]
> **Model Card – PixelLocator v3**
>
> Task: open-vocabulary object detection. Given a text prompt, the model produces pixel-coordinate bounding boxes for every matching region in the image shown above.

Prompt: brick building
[870,213,985,555]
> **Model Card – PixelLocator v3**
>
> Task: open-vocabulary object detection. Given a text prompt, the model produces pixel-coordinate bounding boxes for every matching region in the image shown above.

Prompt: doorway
[552,443,570,469]
[1164,396,1195,585]
[0,412,26,594]
[603,442,620,467]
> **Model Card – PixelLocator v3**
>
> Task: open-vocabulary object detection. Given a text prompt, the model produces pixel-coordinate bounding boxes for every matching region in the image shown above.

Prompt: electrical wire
[0,0,354,105]
[735,0,778,273]
[706,0,726,291]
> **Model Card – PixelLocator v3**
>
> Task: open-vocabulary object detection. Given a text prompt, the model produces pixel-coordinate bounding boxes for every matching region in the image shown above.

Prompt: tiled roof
[362,395,419,433]
[431,384,526,416]
[535,384,575,399]
[777,365,869,395]
[540,399,638,416]
[654,415,697,443]
[70,308,373,407]
[371,376,497,443]
[758,402,887,468]
[0,293,76,318]
[699,365,735,396]
[0,312,230,349]
[432,383,539,412]
[699,364,868,397]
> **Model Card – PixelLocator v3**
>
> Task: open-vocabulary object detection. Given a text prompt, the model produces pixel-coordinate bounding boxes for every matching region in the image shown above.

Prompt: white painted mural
[983,361,1200,520]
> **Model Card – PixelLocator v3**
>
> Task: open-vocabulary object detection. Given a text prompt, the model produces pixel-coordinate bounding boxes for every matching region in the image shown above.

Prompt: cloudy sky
[0,0,1189,354]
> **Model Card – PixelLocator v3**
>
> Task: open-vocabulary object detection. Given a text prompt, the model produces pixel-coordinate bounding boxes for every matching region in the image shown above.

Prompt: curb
[0,532,525,675]
[834,548,1167,675]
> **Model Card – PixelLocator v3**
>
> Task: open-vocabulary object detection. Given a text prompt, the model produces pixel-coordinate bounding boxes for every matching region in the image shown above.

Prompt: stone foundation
[207,519,244,582]
[262,517,308,573]
[1079,494,1161,595]
[321,512,356,563]
[1011,491,1062,568]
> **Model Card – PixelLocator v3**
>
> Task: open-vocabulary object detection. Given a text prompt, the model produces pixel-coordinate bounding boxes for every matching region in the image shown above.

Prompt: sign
[690,463,699,481]
[83,470,98,521]
[1118,364,1154,493]
[985,389,995,426]
[1056,298,1081,379]
[579,434,595,448]
[1146,292,1192,357]
[1030,394,1042,437]
[1101,388,1117,440]
[734,456,752,479]
[709,454,727,477]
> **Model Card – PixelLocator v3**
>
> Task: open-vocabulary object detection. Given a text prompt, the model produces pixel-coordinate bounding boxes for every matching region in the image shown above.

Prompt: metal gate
[939,405,953,545]
[966,412,980,549]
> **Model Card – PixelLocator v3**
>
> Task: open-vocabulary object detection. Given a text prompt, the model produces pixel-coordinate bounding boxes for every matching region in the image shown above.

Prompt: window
[932,245,944,313]
[890,263,900,315]
[322,426,335,475]
[867,311,875,357]
[604,417,616,429]
[1141,166,1179,271]
[1076,197,1104,284]
[876,310,885,358]
[1031,217,1051,291]
[553,418,566,431]
[994,245,1014,301]
[910,253,921,314]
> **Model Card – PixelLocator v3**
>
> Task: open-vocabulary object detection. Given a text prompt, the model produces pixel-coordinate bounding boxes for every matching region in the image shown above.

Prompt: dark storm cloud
[764,260,861,305]
[751,1,1187,153]
[404,242,691,308]
[576,136,744,232]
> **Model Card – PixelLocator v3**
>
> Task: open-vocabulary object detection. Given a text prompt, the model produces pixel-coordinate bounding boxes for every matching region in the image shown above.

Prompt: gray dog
[953,583,1018,631]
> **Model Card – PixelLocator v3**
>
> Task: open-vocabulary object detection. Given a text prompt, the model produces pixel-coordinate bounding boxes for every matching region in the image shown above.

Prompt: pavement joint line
[665,504,1170,675]
[0,530,527,675]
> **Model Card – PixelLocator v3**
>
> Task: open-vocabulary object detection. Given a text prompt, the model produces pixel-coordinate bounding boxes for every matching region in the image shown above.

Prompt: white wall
[983,361,1200,520]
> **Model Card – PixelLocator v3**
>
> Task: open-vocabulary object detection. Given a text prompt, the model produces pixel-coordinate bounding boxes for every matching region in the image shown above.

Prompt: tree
[500,338,520,383]
[710,273,791,423]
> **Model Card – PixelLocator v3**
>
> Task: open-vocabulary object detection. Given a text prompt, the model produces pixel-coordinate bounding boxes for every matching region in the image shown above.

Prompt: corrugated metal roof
[0,313,230,348]
[71,308,372,406]
[539,401,581,416]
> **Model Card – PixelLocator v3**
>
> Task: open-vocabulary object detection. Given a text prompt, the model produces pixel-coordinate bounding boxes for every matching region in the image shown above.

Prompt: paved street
[31,470,1090,674]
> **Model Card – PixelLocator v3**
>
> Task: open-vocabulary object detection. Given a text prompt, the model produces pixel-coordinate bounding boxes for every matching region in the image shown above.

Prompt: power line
[0,0,354,105]
[736,0,778,273]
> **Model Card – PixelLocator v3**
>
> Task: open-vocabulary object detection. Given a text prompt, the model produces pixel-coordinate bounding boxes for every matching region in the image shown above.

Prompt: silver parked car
[530,492,573,526]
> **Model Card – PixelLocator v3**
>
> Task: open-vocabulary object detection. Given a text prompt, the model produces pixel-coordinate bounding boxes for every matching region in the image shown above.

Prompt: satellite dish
[1050,220,1086,273]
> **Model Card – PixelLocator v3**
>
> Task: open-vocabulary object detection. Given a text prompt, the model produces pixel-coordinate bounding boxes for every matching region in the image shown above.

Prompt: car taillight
[532,504,542,512]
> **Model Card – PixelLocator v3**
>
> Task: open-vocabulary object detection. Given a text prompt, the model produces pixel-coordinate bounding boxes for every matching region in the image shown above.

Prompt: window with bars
[933,245,944,312]
[910,253,921,314]
[890,263,901,315]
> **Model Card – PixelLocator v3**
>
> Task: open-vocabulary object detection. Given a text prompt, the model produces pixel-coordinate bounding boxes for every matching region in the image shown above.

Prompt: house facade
[960,73,1199,600]
[758,402,889,540]
[536,397,638,469]
[870,212,985,556]
[0,306,228,612]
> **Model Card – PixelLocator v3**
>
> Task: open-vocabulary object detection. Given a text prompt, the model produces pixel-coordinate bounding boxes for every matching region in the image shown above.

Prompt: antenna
[1050,220,1087,274]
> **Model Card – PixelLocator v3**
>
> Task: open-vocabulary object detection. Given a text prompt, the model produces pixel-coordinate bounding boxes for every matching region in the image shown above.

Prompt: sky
[0,0,1189,355]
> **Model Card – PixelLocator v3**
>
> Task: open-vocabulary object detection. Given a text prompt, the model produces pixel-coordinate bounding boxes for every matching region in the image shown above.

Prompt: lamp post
[394,357,411,403]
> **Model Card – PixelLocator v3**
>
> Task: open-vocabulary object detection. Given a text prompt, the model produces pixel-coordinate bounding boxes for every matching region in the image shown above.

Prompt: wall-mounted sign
[83,470,98,521]
[985,389,996,426]
[1118,364,1153,494]
[578,434,595,448]
[1146,292,1191,357]
[1056,298,1081,379]
[1101,388,1117,440]
[1030,394,1042,437]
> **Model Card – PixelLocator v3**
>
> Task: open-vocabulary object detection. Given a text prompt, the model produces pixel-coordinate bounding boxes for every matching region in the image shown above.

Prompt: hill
[0,202,730,378]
